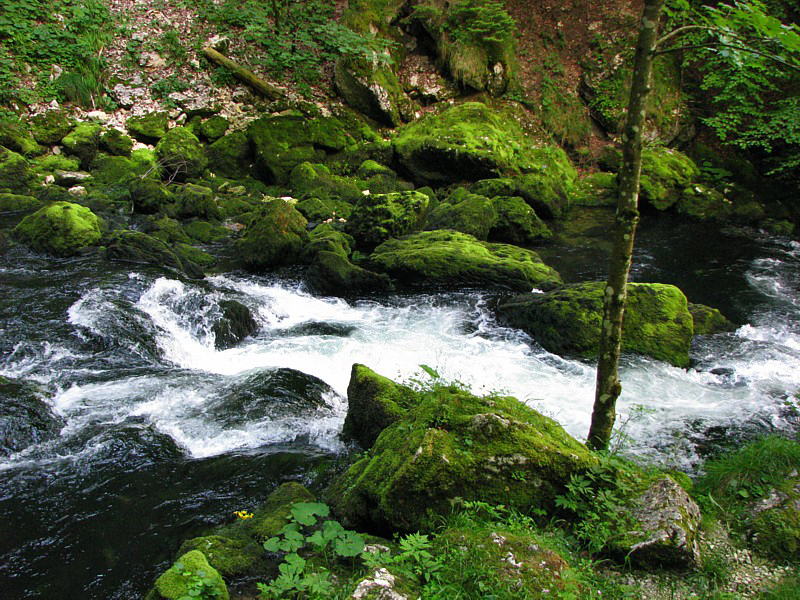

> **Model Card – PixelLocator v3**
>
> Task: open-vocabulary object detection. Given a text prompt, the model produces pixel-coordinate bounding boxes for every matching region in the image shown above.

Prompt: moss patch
[155,127,208,181]
[150,550,229,600]
[235,199,308,270]
[426,188,498,240]
[346,190,430,251]
[0,146,33,193]
[0,193,41,214]
[14,201,103,256]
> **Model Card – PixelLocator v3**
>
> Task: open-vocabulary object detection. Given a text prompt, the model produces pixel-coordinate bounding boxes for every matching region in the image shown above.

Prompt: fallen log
[201,47,282,99]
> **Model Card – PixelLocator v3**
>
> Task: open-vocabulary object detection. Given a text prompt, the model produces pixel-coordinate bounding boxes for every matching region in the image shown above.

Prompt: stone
[0,193,41,214]
[425,188,498,241]
[100,128,134,157]
[334,59,403,128]
[0,376,64,458]
[0,119,42,156]
[208,132,254,180]
[105,231,204,279]
[148,550,229,600]
[199,116,229,142]
[54,170,93,187]
[30,111,74,145]
[235,199,309,270]
[212,300,259,350]
[346,190,430,251]
[489,195,551,245]
[61,123,103,169]
[174,184,221,220]
[155,127,208,181]
[177,535,263,579]
[14,201,103,256]
[305,251,394,297]
[0,146,32,193]
[689,303,736,335]
[130,179,174,215]
[127,112,170,143]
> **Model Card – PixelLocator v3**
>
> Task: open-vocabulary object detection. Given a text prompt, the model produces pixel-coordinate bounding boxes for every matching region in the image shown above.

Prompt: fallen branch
[201,47,283,99]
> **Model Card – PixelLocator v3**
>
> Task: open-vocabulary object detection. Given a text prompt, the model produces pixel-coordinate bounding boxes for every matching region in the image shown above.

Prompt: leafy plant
[171,562,224,600]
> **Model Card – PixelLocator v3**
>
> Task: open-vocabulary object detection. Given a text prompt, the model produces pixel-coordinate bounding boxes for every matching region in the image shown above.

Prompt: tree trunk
[587,0,665,451]
[201,47,283,100]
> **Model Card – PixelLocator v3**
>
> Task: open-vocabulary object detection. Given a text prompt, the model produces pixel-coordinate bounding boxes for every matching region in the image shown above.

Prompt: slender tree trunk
[587,0,665,451]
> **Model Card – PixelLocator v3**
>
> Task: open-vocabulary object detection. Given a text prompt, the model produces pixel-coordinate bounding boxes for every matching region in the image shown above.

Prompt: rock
[289,162,362,204]
[489,195,551,245]
[111,83,148,110]
[570,173,618,207]
[295,196,353,223]
[426,188,498,240]
[206,35,230,52]
[471,172,572,220]
[0,146,32,193]
[0,193,41,214]
[90,155,144,185]
[31,154,80,178]
[0,119,42,156]
[242,482,316,540]
[30,111,74,145]
[14,201,103,256]
[305,251,394,297]
[147,550,229,600]
[328,380,597,532]
[199,116,229,142]
[67,186,87,197]
[689,303,736,335]
[177,535,264,579]
[393,103,576,191]
[208,132,254,180]
[212,300,259,350]
[235,199,308,270]
[155,127,208,181]
[352,568,407,599]
[305,224,354,258]
[615,476,701,568]
[496,282,694,367]
[369,230,561,292]
[341,364,420,449]
[105,231,204,279]
[346,190,430,251]
[142,51,167,69]
[130,178,174,215]
[100,128,134,157]
[174,184,221,220]
[127,112,170,143]
[151,217,190,244]
[334,59,403,128]
[54,170,93,187]
[356,160,397,180]
[750,478,800,561]
[167,91,221,118]
[61,123,103,169]
[184,220,229,243]
[0,376,63,458]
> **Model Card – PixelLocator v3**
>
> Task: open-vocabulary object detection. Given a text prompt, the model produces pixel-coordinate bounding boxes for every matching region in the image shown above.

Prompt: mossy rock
[308,117,354,153]
[346,190,430,251]
[178,535,264,578]
[30,154,81,177]
[641,147,700,211]
[90,155,142,185]
[305,250,394,297]
[750,478,800,561]
[369,230,561,292]
[305,223,354,259]
[151,217,190,244]
[295,196,353,223]
[99,128,134,157]
[199,116,229,142]
[14,201,103,256]
[34,185,73,204]
[155,127,208,181]
[393,103,576,190]
[289,162,363,204]
[174,243,216,268]
[130,178,174,215]
[105,230,204,279]
[341,364,420,449]
[689,303,736,335]
[0,193,41,214]
[131,147,158,176]
[174,184,221,220]
[570,173,618,207]
[676,184,733,221]
[127,112,170,142]
[243,482,316,540]
[62,123,103,169]
[235,199,309,270]
[148,550,229,600]
[184,220,229,243]
[356,160,397,179]
[426,188,497,240]
[334,59,404,128]
[30,111,75,145]
[0,119,42,156]
[0,376,64,458]
[471,170,573,220]
[0,146,33,193]
[208,132,255,180]
[496,282,694,367]
[211,300,258,350]
[328,381,597,532]
[489,195,551,245]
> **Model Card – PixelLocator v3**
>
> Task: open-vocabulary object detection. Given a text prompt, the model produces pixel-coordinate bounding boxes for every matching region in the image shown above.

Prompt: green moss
[178,535,264,578]
[90,155,142,185]
[247,115,321,185]
[369,230,561,292]
[244,482,316,540]
[174,243,215,268]
[751,485,800,561]
[333,59,404,128]
[346,190,430,250]
[130,178,174,215]
[151,550,229,600]
[235,199,309,270]
[471,168,573,220]
[62,123,103,169]
[155,127,208,181]
[0,147,33,193]
[289,162,363,204]
[173,184,220,220]
[35,185,73,204]
[127,112,170,142]
[677,184,732,220]
[199,116,229,142]
[131,147,158,176]
[295,196,353,223]
[30,154,81,177]
[0,193,41,213]
[329,381,597,532]
[105,230,203,279]
[151,217,190,244]
[184,220,229,243]
[496,282,694,367]
[489,195,551,244]
[356,160,396,179]
[305,250,394,296]
[640,147,700,211]
[208,132,254,180]
[0,119,42,156]
[308,117,353,153]
[426,188,498,240]
[99,128,133,157]
[14,201,103,256]
[30,111,75,145]
[689,303,736,335]
[570,173,618,207]
[306,223,353,258]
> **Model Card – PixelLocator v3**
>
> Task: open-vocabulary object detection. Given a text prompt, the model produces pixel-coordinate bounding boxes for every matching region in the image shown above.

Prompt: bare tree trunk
[201,47,283,100]
[587,0,665,451]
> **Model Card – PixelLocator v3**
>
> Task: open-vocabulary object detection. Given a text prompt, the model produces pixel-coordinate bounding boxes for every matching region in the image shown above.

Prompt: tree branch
[655,41,800,71]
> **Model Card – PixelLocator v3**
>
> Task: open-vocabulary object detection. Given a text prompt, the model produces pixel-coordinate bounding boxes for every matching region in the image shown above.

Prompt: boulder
[346,190,430,251]
[0,119,41,156]
[105,231,204,279]
[328,380,597,532]
[569,173,618,207]
[99,128,134,157]
[496,282,694,367]
[30,111,75,145]
[212,300,259,350]
[305,251,394,296]
[130,178,174,215]
[184,220,229,244]
[0,193,41,214]
[289,162,362,204]
[14,201,103,256]
[425,188,497,241]
[689,303,736,335]
[146,550,229,600]
[369,230,561,292]
[235,199,308,270]
[61,123,103,169]
[471,172,572,220]
[127,112,170,143]
[305,224,353,259]
[208,131,254,180]
[341,364,420,449]
[334,59,404,128]
[0,376,64,458]
[0,146,32,193]
[199,116,229,142]
[489,195,551,245]
[155,127,208,181]
[295,196,353,223]
[177,535,264,579]
[242,482,316,540]
[750,477,800,561]
[174,184,221,220]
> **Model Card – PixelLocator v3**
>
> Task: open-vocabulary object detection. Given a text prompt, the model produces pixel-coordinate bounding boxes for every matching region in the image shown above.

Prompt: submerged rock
[0,376,63,458]
[689,303,736,335]
[14,201,104,256]
[212,300,259,350]
[496,282,694,367]
[369,230,561,292]
[105,230,204,279]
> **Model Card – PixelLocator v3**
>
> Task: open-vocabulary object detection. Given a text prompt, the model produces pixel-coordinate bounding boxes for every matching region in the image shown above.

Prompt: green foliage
[446,0,515,55]
[171,562,224,600]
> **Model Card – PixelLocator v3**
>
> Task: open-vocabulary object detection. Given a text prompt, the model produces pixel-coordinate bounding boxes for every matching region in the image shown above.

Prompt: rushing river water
[1,213,799,598]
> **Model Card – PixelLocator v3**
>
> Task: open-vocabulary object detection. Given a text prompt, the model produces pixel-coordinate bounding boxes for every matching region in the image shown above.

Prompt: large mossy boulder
[99,128,134,157]
[243,482,317,540]
[127,112,170,143]
[130,178,174,215]
[155,127,208,181]
[177,535,264,579]
[289,162,363,204]
[62,123,103,169]
[14,201,103,256]
[0,146,32,193]
[471,171,573,220]
[0,376,64,458]
[369,230,561,292]
[208,131,254,180]
[146,550,229,600]
[105,231,204,279]
[393,103,576,190]
[0,193,41,214]
[341,364,420,449]
[30,111,74,145]
[346,190,430,250]
[174,184,221,220]
[426,188,497,240]
[489,195,551,244]
[235,199,309,270]
[328,380,597,533]
[496,282,694,367]
[689,303,736,335]
[0,119,42,156]
[305,251,394,297]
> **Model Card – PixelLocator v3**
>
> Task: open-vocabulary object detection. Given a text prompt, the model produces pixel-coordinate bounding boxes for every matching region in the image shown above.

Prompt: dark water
[1,211,799,598]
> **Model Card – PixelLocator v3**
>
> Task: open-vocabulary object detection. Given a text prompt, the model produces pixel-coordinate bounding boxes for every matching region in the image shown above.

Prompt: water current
[1,213,799,597]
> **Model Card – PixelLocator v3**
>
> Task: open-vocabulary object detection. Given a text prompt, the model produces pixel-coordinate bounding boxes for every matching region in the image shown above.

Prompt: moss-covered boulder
[0,119,41,156]
[305,223,353,259]
[0,193,41,214]
[31,155,81,178]
[640,147,700,210]
[750,478,800,561]
[295,196,353,223]
[151,217,190,244]
[184,220,229,244]
[242,482,316,540]
[212,300,259,350]
[90,155,142,185]
[99,128,134,157]
[14,201,103,256]
[30,111,74,145]
[369,230,561,292]
[334,60,404,128]
[570,173,618,207]
[289,162,363,204]
[426,188,497,240]
[689,303,736,335]
[496,282,694,367]
[177,535,264,579]
[235,199,309,270]
[341,364,420,449]
[130,178,174,215]
[207,131,254,180]
[346,190,430,251]
[0,376,64,458]
[471,170,573,220]
[174,184,221,220]
[127,112,170,143]
[489,195,551,244]
[199,116,229,142]
[0,146,33,193]
[105,231,204,279]
[328,380,597,532]
[305,251,394,297]
[676,184,734,221]
[155,127,208,181]
[394,103,576,191]
[62,123,103,169]
[147,550,229,600]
